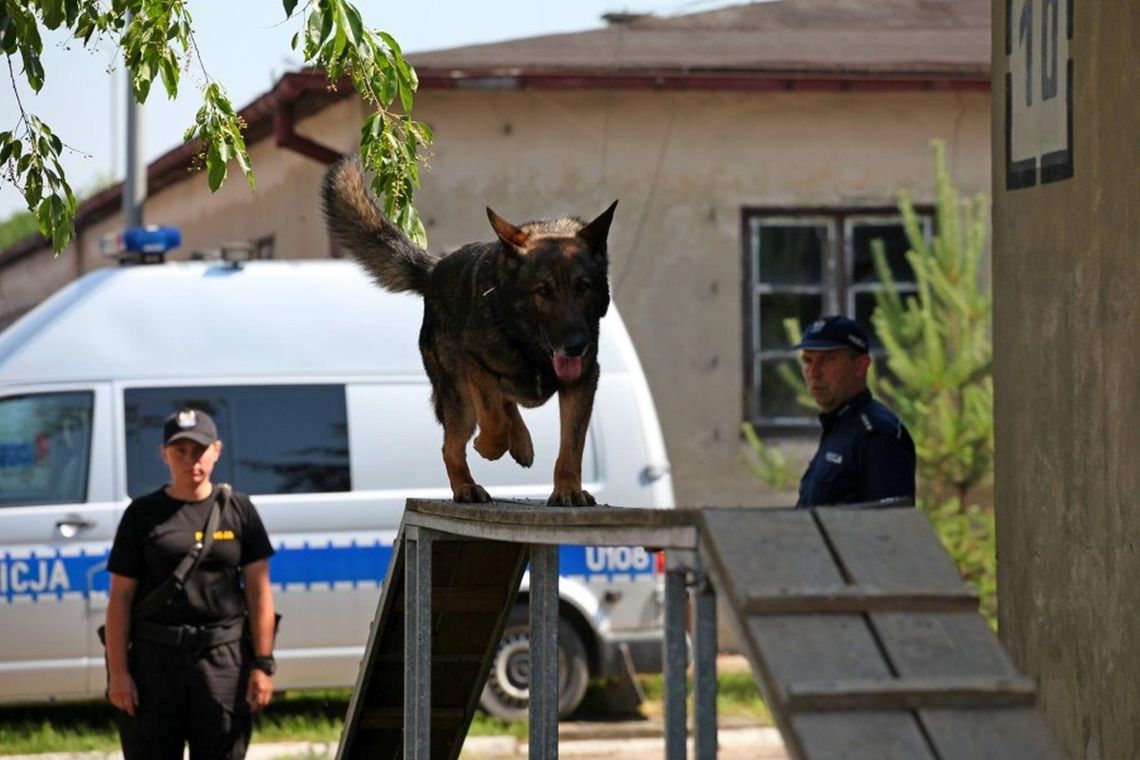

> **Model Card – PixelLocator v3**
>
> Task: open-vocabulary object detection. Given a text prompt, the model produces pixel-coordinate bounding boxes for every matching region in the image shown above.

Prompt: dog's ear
[578,200,618,251]
[487,208,529,254]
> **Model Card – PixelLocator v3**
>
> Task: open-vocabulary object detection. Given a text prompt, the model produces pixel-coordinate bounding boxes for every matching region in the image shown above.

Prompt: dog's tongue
[553,354,583,382]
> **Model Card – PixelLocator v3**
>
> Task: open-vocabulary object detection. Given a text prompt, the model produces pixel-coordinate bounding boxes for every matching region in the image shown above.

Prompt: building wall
[408,88,990,507]
[992,3,1140,759]
[1,87,990,508]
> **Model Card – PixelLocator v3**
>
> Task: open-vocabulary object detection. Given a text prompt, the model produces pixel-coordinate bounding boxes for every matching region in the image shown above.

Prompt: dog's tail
[321,157,433,295]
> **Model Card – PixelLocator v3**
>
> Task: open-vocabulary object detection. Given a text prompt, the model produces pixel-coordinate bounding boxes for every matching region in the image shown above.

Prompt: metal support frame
[529,543,561,758]
[664,555,689,760]
[404,527,434,759]
[665,549,719,760]
[693,568,719,759]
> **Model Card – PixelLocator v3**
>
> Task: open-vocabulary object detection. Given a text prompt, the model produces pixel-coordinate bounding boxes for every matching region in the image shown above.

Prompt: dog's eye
[533,283,555,300]
[574,279,591,293]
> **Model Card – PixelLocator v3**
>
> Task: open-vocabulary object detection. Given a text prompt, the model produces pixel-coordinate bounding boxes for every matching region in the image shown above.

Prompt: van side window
[124,385,350,498]
[0,392,94,507]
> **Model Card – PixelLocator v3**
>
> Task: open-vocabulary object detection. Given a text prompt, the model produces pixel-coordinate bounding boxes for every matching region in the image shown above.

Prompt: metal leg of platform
[693,569,718,759]
[664,555,689,760]
[529,543,560,758]
[404,528,433,760]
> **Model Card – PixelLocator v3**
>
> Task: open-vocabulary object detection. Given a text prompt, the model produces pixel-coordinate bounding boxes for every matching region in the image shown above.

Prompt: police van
[0,252,675,718]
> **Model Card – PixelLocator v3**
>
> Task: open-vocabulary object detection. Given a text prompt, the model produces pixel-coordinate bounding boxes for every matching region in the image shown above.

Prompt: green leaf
[318,7,333,46]
[331,25,347,59]
[206,145,227,191]
[235,146,255,191]
[283,0,299,16]
[25,169,44,208]
[22,47,46,92]
[343,4,364,46]
[42,0,66,29]
[377,57,396,105]
[405,206,426,248]
[160,56,179,98]
[377,30,402,55]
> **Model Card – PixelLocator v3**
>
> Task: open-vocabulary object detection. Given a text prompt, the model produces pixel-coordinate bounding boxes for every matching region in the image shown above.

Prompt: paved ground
[2,723,789,760]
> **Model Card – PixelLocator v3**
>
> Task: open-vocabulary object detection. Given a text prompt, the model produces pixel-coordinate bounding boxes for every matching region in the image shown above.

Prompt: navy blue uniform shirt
[796,388,916,507]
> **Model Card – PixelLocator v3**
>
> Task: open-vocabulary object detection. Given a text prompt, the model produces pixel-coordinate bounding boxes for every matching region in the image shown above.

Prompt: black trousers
[115,638,252,760]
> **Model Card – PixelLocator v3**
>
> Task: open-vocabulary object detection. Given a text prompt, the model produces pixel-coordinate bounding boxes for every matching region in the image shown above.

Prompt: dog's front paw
[454,484,493,503]
[509,430,534,468]
[546,489,596,507]
[473,433,508,461]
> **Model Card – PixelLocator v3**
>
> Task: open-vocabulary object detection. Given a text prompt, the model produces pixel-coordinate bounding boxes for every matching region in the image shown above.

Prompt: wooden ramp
[336,520,530,760]
[698,506,1062,760]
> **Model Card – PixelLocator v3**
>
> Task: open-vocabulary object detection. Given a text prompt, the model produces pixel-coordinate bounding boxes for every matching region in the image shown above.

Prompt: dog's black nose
[562,332,589,357]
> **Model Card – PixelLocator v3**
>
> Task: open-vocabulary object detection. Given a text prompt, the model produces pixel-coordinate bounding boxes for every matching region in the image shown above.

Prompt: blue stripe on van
[1,543,656,602]
[271,541,393,589]
[0,548,109,601]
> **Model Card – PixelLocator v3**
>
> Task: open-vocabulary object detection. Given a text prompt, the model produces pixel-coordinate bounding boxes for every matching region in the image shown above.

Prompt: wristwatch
[251,655,276,675]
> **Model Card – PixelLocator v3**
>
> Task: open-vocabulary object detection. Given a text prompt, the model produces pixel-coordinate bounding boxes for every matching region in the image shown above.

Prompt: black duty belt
[131,617,245,652]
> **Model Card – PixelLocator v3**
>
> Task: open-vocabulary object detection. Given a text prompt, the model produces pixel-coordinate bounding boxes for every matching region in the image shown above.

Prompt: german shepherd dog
[322,158,617,506]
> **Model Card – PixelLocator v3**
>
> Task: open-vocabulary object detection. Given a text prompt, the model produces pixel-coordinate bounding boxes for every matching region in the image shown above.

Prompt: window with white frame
[743,209,932,428]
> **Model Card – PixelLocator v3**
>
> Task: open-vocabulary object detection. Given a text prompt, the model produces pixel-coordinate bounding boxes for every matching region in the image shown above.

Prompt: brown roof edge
[414,66,992,92]
[0,71,348,267]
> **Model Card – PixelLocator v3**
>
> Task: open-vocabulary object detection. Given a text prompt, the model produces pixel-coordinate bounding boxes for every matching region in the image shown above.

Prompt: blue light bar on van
[123,225,181,253]
[101,225,182,265]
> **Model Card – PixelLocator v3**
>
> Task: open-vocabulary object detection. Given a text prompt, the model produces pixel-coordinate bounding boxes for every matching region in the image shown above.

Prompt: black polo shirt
[796,388,916,507]
[107,485,275,626]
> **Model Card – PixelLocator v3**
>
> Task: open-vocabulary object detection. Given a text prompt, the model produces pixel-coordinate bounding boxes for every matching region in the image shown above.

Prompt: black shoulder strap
[134,484,231,619]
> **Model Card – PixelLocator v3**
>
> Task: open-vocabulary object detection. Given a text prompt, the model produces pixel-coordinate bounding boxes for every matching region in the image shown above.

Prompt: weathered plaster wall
[408,88,990,507]
[992,3,1140,759]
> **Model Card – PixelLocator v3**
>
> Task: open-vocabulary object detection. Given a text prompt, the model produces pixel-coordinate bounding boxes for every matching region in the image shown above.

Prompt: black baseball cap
[791,315,870,354]
[163,409,219,446]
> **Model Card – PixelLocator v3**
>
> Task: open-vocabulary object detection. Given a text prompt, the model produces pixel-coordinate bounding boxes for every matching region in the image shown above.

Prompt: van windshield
[0,392,94,507]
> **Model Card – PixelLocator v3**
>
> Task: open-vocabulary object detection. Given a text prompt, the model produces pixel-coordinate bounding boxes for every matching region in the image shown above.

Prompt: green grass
[0,700,120,755]
[0,673,770,754]
[638,672,772,722]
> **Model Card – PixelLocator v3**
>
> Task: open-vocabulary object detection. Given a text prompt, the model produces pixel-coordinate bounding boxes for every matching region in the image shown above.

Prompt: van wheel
[479,604,590,721]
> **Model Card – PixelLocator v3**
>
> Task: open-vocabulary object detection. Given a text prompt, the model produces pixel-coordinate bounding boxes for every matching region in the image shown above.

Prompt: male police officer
[794,315,916,507]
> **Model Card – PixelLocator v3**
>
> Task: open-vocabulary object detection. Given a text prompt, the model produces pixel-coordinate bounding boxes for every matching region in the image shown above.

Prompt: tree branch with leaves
[0,0,432,254]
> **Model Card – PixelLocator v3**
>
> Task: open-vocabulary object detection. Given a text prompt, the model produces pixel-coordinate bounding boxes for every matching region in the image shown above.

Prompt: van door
[0,387,118,702]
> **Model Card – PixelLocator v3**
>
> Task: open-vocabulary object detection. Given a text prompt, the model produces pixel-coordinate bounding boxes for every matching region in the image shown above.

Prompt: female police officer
[105,409,277,759]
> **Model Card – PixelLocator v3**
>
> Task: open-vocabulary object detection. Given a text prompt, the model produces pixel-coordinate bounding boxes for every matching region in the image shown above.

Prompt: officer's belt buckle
[177,624,206,653]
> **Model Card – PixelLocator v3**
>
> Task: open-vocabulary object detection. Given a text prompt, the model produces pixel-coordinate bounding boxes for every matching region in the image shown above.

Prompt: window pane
[854,290,921,350]
[759,294,823,352]
[758,224,826,285]
[758,358,810,421]
[125,385,350,498]
[0,392,93,506]
[851,221,916,284]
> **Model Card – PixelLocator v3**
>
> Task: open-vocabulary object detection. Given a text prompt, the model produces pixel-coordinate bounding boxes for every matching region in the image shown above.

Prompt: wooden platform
[336,500,1061,759]
[336,499,697,760]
